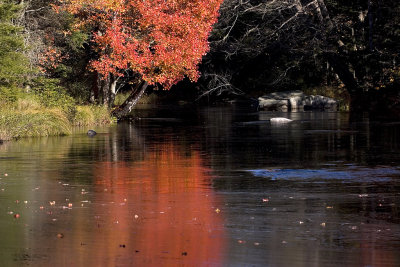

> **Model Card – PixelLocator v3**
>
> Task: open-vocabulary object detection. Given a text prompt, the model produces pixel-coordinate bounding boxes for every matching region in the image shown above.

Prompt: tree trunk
[109,74,117,108]
[90,71,100,103]
[368,0,374,51]
[101,74,110,106]
[112,80,148,119]
[324,52,360,95]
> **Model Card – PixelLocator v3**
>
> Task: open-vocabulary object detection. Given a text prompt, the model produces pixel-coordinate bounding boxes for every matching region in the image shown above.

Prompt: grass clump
[73,105,114,126]
[0,108,72,140]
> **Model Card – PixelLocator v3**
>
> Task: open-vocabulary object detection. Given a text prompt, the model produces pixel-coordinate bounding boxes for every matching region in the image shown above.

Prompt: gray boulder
[258,90,337,111]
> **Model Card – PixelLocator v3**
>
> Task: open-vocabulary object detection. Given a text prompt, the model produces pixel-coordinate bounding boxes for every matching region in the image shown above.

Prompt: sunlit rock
[258,90,337,111]
[270,117,293,124]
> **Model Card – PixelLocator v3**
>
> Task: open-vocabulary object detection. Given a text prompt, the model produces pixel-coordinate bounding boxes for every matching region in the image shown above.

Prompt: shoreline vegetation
[0,84,114,142]
[0,105,114,141]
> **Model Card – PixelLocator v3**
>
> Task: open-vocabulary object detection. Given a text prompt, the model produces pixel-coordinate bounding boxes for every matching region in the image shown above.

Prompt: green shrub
[0,86,23,105]
[30,77,76,112]
[114,91,131,106]
[73,105,114,126]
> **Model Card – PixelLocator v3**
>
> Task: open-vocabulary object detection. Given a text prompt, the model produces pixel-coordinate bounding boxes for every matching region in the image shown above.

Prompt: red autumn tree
[58,0,223,117]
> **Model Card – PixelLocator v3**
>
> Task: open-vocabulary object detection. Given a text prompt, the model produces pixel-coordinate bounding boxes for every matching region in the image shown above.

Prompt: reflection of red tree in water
[92,143,226,266]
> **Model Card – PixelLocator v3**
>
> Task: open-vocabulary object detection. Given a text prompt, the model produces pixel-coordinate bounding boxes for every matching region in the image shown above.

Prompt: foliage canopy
[59,0,223,89]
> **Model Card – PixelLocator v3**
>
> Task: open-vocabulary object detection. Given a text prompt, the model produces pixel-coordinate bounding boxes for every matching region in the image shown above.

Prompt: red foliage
[38,45,69,73]
[59,0,223,89]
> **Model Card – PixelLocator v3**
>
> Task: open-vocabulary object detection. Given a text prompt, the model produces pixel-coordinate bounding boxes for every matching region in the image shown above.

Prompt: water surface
[1,106,400,266]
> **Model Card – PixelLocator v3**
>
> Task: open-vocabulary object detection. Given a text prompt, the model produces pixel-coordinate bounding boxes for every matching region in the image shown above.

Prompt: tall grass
[73,105,115,126]
[0,108,72,140]
[0,92,113,141]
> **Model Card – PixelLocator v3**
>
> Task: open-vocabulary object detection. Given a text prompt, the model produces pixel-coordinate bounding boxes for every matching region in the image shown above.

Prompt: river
[0,106,399,266]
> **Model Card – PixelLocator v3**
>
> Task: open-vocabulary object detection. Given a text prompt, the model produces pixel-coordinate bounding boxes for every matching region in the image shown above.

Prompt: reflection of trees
[0,127,227,265]
[86,142,226,266]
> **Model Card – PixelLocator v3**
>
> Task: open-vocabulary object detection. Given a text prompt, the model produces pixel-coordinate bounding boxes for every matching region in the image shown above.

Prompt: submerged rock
[258,90,337,111]
[87,130,97,136]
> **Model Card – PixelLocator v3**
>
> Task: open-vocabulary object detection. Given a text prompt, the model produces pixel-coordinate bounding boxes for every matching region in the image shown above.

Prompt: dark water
[1,106,400,266]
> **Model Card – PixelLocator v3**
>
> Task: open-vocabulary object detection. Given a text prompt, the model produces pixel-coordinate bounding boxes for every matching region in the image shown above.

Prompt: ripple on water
[248,166,400,182]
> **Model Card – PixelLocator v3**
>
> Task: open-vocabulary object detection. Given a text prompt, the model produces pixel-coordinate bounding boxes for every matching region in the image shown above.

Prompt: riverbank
[0,100,113,142]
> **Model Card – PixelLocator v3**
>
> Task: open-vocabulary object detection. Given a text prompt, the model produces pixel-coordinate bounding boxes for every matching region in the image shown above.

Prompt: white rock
[270,117,293,123]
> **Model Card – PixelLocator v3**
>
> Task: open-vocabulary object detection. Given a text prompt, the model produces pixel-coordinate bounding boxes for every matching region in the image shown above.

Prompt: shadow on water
[0,105,400,266]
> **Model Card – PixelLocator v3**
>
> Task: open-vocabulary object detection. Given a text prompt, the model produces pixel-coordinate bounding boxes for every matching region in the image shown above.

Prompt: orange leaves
[38,46,69,73]
[59,0,223,88]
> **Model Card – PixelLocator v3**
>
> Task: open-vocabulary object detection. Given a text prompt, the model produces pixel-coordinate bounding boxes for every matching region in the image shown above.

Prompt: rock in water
[87,130,97,136]
[270,117,293,124]
[258,90,338,111]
